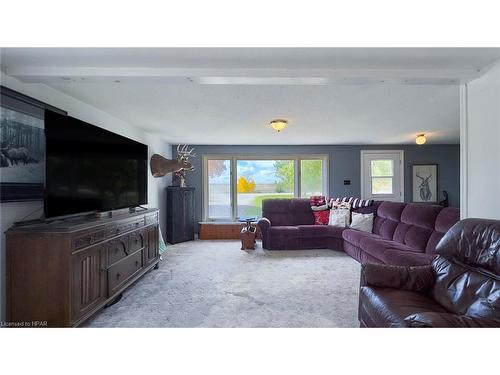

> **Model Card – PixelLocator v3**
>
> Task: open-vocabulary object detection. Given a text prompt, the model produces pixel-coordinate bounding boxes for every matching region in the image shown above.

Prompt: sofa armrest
[405,312,500,328]
[257,218,271,249]
[360,263,435,293]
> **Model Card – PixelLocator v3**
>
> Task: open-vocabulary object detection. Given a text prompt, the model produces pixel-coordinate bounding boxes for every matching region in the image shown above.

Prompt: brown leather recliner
[358,218,500,327]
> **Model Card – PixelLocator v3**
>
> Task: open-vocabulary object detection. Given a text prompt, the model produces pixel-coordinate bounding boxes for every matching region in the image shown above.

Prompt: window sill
[198,220,259,224]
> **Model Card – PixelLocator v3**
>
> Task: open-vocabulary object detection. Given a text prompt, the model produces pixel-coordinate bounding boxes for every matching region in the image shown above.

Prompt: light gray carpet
[83,240,361,328]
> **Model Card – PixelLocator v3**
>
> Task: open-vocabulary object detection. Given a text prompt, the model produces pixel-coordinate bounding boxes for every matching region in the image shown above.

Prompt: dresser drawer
[73,228,105,251]
[129,230,145,253]
[145,212,159,225]
[105,217,145,238]
[107,250,143,296]
[107,236,130,266]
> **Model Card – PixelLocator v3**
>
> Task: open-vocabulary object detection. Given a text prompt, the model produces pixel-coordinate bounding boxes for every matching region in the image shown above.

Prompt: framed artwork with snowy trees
[0,86,66,202]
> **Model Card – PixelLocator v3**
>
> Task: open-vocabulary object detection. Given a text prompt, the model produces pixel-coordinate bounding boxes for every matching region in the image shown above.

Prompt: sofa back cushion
[436,218,500,276]
[432,257,500,320]
[425,207,461,253]
[262,198,316,226]
[374,202,460,253]
[352,201,381,215]
[397,203,443,251]
[431,218,500,320]
[292,199,316,225]
[373,201,406,239]
[261,199,294,226]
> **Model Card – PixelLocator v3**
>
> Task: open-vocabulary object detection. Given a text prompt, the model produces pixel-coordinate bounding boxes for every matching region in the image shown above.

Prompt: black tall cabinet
[166,186,195,244]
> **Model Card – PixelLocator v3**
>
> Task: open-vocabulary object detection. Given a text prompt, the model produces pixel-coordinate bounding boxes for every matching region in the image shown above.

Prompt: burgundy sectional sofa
[257,198,460,266]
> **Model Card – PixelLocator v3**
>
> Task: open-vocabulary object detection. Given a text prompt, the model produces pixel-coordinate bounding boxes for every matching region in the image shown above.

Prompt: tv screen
[45,110,147,218]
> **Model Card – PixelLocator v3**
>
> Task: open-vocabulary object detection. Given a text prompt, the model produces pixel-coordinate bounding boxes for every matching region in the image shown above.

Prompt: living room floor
[83,240,361,328]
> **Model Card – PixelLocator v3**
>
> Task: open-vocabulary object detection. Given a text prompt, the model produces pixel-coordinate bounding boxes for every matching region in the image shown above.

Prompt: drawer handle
[135,260,140,266]
[116,273,122,279]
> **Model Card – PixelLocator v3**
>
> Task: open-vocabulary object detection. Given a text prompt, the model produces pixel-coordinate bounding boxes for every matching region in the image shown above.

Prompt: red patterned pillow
[310,195,328,225]
[310,195,326,206]
[313,209,329,225]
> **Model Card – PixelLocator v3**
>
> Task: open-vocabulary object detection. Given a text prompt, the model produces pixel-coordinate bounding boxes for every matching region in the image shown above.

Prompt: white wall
[463,60,500,219]
[0,72,172,321]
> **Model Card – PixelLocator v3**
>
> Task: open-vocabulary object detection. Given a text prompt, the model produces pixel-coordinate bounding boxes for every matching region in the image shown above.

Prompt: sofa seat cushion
[326,225,346,239]
[359,286,448,327]
[269,226,299,236]
[344,242,384,264]
[359,237,421,260]
[382,249,435,266]
[342,228,382,247]
[297,225,329,238]
[268,226,299,250]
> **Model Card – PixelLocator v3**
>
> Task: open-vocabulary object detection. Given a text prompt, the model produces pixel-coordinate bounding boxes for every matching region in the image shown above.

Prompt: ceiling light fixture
[415,134,427,145]
[270,119,288,133]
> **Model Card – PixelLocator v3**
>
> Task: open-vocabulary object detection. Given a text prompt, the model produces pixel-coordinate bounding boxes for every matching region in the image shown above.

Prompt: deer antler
[177,145,196,158]
[184,146,197,158]
[416,172,431,181]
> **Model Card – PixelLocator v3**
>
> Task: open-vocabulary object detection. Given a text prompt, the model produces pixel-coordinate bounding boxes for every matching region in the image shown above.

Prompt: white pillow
[350,212,374,233]
[328,202,351,227]
[311,203,330,211]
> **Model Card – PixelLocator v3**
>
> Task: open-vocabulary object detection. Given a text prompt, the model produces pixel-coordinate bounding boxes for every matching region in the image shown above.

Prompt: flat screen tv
[45,110,148,218]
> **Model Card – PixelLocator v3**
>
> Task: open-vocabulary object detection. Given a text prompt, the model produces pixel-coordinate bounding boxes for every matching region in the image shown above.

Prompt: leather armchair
[358,218,500,328]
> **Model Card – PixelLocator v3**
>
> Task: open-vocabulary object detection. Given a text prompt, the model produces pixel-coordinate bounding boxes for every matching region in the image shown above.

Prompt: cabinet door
[72,244,106,322]
[145,225,159,267]
[167,188,181,243]
[185,190,195,240]
[178,190,187,242]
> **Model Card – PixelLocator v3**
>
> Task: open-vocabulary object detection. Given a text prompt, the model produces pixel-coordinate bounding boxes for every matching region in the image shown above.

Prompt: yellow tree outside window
[237,176,256,193]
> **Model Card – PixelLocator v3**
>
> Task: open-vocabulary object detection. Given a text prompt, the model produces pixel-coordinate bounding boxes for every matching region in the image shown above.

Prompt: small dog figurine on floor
[241,227,256,250]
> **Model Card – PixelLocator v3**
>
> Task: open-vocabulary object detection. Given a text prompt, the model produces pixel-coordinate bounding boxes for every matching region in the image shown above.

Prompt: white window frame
[360,150,404,202]
[203,154,329,221]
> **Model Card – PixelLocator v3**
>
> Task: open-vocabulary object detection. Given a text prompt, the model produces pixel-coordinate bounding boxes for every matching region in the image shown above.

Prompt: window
[361,150,404,202]
[371,159,394,194]
[300,159,324,197]
[204,155,328,220]
[207,159,231,219]
[237,160,294,218]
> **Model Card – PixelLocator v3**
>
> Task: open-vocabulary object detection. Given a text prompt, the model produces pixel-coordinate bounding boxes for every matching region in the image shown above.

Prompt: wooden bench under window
[198,222,262,240]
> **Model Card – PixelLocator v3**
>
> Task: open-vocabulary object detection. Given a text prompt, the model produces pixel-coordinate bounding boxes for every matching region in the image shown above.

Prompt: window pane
[208,159,231,218]
[237,160,294,218]
[371,160,393,177]
[372,177,393,194]
[300,159,323,197]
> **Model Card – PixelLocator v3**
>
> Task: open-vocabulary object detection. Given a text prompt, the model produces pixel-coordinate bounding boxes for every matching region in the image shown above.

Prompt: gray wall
[173,144,460,227]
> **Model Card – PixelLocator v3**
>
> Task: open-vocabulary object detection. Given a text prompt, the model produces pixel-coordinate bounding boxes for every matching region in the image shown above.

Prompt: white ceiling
[2,48,500,145]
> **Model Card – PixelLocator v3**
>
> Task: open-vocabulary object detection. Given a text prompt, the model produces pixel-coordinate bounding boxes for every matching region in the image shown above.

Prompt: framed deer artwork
[0,86,66,202]
[411,164,438,203]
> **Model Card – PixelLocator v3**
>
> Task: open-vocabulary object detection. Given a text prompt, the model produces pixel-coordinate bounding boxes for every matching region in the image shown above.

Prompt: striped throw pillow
[329,197,374,209]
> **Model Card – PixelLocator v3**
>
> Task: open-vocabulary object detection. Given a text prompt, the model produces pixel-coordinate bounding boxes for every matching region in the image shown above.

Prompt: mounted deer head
[150,145,197,178]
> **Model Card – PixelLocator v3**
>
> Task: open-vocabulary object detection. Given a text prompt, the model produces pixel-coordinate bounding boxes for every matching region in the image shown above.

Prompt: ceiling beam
[5,66,482,85]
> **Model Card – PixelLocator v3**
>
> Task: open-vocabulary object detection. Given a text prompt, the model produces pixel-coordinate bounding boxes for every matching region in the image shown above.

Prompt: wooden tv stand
[6,208,160,327]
